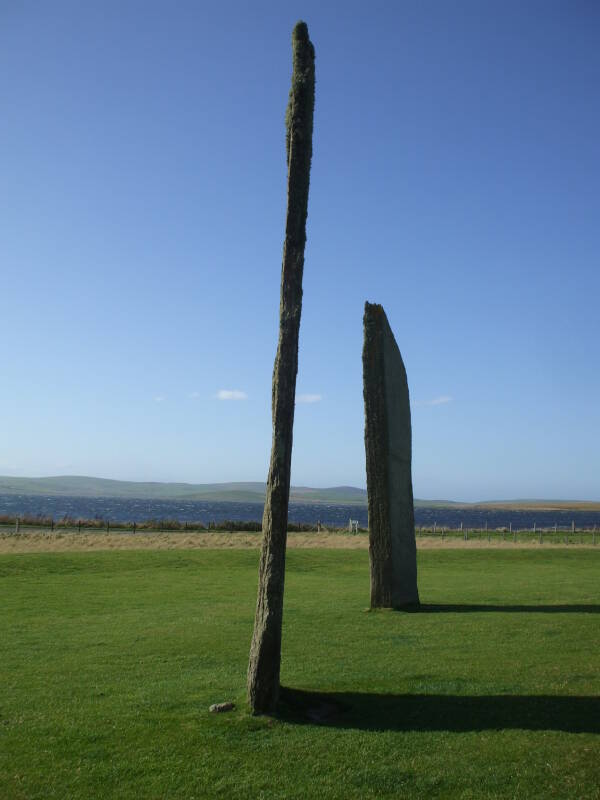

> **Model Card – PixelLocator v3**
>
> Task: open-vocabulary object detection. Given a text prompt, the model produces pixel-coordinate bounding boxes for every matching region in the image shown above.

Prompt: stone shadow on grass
[409,604,600,614]
[278,687,600,733]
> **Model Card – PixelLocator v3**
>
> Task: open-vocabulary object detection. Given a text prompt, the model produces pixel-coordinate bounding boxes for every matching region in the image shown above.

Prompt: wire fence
[415,524,598,546]
[0,515,598,544]
[0,516,311,536]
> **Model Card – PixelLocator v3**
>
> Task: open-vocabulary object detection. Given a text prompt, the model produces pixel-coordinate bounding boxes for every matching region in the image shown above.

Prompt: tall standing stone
[247,22,315,714]
[363,302,419,608]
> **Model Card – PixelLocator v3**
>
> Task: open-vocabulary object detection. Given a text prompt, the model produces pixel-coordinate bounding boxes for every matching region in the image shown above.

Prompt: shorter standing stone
[362,302,419,608]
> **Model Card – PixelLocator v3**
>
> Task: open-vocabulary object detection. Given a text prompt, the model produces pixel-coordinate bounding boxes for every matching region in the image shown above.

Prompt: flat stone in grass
[209,702,235,713]
[362,302,419,609]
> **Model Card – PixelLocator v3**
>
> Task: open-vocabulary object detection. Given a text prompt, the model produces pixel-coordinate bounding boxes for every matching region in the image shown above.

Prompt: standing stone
[247,21,315,714]
[362,302,419,608]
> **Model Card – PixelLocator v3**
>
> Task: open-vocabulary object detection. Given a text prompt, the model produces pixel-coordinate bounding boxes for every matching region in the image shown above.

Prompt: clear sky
[2,1,599,500]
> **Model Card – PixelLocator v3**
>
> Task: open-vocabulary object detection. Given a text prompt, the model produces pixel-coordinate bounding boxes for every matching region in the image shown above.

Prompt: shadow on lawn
[278,687,600,733]
[411,604,600,614]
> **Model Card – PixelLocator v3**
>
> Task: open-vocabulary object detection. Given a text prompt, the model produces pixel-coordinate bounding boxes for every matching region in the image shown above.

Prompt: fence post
[78,519,81,533]
[513,526,517,544]
[51,519,54,533]
[107,521,110,534]
[133,521,137,534]
[539,527,543,545]
[15,517,20,535]
[465,528,468,541]
[441,527,445,540]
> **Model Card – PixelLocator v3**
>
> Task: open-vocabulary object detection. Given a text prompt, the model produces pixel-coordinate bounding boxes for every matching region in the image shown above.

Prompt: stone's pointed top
[292,21,310,42]
[364,303,390,333]
[290,21,315,65]
[364,301,385,317]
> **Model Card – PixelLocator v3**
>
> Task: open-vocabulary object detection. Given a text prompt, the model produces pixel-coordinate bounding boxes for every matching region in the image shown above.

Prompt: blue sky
[1,1,599,500]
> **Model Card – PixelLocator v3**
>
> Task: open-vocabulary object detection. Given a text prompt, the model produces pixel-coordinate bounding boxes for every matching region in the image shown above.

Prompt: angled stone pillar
[362,302,419,608]
[247,21,315,714]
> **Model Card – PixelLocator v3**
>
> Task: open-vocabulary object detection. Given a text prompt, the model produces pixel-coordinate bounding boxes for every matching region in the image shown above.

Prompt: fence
[1,514,598,544]
[0,517,318,536]
[415,523,598,546]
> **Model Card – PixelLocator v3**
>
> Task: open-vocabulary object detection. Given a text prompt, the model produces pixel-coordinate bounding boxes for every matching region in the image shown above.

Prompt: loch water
[1,494,600,530]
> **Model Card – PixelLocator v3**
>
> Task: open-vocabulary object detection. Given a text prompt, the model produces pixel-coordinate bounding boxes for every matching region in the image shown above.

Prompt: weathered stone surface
[362,302,419,608]
[209,702,235,713]
[247,22,315,714]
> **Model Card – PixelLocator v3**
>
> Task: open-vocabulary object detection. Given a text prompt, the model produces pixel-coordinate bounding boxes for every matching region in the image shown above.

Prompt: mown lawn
[1,549,598,799]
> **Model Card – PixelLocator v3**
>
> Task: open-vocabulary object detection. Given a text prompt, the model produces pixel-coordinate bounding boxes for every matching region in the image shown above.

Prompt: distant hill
[0,476,598,510]
[0,475,368,506]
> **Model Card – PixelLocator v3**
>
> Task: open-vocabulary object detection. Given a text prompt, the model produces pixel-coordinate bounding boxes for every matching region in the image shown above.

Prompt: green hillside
[0,475,368,506]
[1,475,598,510]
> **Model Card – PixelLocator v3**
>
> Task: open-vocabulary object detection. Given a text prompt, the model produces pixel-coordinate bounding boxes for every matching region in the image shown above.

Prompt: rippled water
[1,494,599,530]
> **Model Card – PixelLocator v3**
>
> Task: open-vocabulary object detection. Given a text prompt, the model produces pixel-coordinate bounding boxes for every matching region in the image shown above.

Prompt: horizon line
[0,474,599,506]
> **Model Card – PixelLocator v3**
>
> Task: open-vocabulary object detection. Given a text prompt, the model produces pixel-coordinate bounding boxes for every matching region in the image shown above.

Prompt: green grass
[1,549,599,799]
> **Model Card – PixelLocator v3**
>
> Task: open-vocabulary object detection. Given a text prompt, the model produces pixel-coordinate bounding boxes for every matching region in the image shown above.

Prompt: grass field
[1,529,598,554]
[1,548,599,799]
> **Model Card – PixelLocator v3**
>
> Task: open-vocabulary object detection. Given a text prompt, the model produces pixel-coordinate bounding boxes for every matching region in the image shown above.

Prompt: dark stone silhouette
[278,687,600,734]
[247,21,315,714]
[362,302,419,608]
